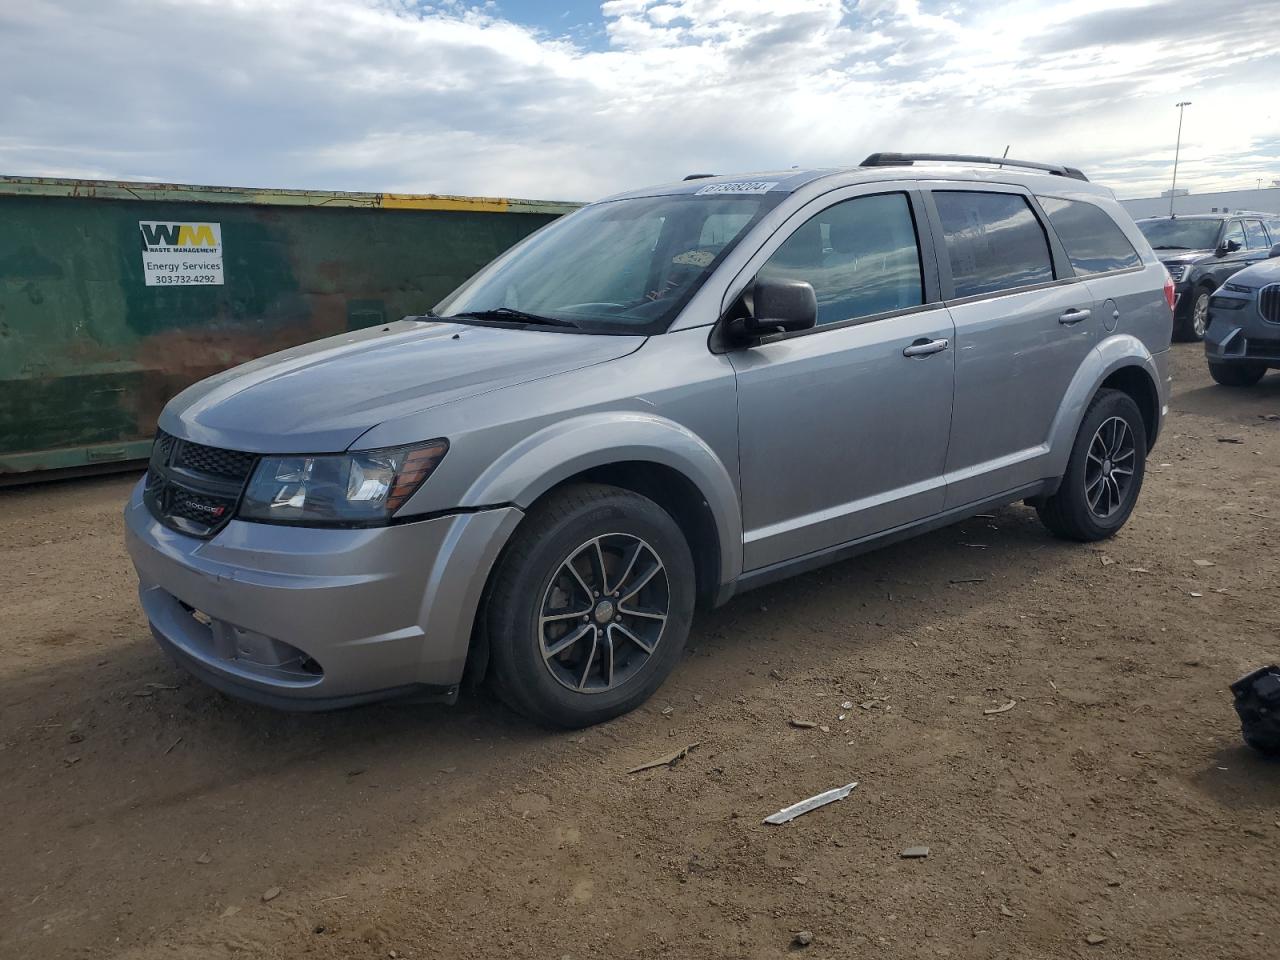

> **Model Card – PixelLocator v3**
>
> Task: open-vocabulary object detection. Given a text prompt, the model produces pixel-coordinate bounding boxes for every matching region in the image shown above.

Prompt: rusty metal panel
[0,178,577,480]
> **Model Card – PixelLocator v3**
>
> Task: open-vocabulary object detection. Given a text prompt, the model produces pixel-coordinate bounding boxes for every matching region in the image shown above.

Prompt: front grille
[173,440,256,481]
[1260,284,1280,324]
[144,430,256,538]
[152,431,176,466]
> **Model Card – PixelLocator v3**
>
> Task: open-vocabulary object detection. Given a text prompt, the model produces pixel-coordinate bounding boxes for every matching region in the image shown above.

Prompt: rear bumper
[124,479,522,708]
[1151,348,1172,445]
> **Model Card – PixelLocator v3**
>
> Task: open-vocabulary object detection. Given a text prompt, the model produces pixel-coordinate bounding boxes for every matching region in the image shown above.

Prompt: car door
[1210,219,1251,286]
[924,186,1097,508]
[1034,193,1157,346]
[726,189,955,572]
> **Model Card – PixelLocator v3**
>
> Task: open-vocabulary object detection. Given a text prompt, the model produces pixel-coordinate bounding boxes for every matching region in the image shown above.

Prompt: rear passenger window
[1244,220,1270,250]
[757,192,924,326]
[934,192,1054,297]
[1037,196,1142,275]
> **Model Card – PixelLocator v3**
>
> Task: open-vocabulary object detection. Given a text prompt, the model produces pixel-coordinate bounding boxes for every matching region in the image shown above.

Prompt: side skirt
[718,480,1051,603]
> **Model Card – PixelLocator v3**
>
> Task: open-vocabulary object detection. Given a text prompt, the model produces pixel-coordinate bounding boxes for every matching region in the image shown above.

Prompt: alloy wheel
[1084,416,1136,519]
[538,534,669,694]
[1192,292,1209,337]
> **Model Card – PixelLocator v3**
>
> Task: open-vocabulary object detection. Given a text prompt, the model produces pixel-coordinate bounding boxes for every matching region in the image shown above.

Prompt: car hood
[1154,249,1212,267]
[160,318,645,453]
[1228,257,1280,287]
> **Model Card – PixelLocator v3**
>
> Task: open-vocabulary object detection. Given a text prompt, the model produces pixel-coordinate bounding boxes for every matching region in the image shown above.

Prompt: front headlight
[1224,282,1254,295]
[239,440,448,526]
[1165,265,1186,282]
[1210,296,1247,310]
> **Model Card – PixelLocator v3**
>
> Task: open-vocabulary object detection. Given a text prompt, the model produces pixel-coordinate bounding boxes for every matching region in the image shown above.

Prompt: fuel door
[1101,297,1119,333]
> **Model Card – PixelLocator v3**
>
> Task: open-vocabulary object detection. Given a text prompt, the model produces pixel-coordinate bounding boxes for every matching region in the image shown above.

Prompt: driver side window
[757,193,924,326]
[1222,221,1246,250]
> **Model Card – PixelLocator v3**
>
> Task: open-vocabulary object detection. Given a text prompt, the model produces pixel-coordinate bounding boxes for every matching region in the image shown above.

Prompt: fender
[1043,333,1161,485]
[458,412,744,586]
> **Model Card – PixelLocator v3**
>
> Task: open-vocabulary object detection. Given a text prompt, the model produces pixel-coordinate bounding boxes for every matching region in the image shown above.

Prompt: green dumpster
[0,176,577,482]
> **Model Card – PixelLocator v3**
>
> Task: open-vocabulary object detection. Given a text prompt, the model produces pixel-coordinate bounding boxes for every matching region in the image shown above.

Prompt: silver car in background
[126,152,1173,727]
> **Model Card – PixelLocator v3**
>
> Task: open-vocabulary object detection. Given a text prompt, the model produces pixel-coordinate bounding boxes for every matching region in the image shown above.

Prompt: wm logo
[140,222,218,248]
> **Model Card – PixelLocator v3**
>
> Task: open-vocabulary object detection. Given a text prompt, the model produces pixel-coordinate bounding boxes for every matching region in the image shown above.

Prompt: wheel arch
[1043,336,1163,489]
[457,416,741,689]
[461,410,741,594]
[544,461,725,610]
[1098,365,1160,452]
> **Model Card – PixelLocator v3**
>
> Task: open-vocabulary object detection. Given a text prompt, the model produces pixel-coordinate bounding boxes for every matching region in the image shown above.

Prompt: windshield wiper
[449,308,580,329]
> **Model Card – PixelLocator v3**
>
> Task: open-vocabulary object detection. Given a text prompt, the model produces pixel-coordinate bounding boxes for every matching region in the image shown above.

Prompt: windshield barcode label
[694,181,778,195]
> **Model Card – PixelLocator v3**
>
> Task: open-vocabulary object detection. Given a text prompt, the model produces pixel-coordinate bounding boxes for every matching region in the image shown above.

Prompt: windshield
[435,192,779,334]
[1137,218,1223,250]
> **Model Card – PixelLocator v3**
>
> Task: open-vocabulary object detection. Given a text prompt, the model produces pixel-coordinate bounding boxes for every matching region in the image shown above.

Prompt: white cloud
[0,0,1277,200]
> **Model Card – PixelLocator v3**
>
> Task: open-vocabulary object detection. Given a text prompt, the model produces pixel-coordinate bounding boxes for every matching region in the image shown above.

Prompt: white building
[1119,186,1280,219]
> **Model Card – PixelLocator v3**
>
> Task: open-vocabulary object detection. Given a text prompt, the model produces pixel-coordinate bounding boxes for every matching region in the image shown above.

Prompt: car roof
[1137,214,1227,222]
[600,163,1116,203]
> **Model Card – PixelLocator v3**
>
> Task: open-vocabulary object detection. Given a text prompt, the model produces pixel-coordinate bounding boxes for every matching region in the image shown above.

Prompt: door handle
[1059,308,1091,325]
[903,337,950,357]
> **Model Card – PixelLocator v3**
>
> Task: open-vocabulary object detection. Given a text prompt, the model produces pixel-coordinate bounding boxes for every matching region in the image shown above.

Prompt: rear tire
[1208,361,1266,387]
[1174,286,1212,342]
[1037,389,1147,542]
[485,483,695,728]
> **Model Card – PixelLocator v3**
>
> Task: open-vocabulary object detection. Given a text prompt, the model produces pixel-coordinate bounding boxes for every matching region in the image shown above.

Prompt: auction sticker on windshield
[694,181,778,195]
[139,221,225,286]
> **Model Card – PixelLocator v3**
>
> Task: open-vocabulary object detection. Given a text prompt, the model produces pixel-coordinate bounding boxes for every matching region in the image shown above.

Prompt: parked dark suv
[1136,213,1280,341]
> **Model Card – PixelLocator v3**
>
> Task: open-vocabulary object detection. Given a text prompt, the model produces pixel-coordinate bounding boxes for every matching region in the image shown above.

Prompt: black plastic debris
[1231,665,1280,757]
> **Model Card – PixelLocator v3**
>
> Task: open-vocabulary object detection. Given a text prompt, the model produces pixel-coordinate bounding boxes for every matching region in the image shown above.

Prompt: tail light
[1163,272,1176,311]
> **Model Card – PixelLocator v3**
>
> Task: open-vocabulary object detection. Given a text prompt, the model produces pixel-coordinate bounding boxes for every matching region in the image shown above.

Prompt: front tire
[1208,361,1266,387]
[1174,286,1212,342]
[1037,389,1147,542]
[485,483,695,728]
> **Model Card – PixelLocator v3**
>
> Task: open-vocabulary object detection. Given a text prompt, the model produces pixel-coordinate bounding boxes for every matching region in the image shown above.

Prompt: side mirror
[1269,243,1280,259]
[742,277,817,335]
[1217,239,1242,256]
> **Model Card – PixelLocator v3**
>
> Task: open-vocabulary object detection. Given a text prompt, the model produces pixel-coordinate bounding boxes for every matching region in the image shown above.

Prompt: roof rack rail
[682,173,716,181]
[860,152,1089,182]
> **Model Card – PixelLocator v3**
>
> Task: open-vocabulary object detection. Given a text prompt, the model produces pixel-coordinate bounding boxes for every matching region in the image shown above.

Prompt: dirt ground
[2,343,1278,960]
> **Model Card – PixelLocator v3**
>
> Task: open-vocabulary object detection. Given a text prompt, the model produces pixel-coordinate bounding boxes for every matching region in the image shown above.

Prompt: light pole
[1169,101,1191,217]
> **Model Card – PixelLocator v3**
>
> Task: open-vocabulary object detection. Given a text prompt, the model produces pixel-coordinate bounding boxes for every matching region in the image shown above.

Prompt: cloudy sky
[2,0,1278,203]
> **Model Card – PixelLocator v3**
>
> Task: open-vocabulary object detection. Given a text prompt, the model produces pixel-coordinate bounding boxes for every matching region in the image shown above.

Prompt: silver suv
[126,153,1173,727]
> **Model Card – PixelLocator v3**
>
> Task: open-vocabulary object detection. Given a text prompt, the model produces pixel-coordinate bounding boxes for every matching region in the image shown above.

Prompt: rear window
[1037,197,1142,275]
[934,191,1055,298]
